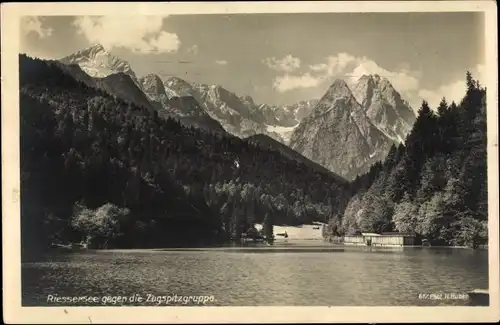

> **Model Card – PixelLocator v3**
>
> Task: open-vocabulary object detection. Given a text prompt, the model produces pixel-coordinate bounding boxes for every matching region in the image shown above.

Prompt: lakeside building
[344,232,416,247]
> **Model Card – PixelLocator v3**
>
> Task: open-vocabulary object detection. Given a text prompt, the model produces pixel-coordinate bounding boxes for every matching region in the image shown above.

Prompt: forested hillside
[20,55,350,255]
[324,72,488,248]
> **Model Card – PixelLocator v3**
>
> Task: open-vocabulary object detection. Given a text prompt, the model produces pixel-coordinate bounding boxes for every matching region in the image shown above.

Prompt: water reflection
[22,245,489,306]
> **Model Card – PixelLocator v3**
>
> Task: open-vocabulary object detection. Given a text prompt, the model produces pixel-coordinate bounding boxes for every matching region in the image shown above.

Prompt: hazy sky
[20,13,485,109]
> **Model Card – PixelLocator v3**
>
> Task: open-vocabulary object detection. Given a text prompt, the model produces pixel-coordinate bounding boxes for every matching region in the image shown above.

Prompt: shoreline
[40,243,489,253]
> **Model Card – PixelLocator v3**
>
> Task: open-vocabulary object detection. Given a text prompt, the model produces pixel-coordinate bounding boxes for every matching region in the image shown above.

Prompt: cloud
[307,53,419,95]
[344,58,420,109]
[272,52,420,98]
[273,52,484,112]
[308,52,358,76]
[72,16,180,54]
[21,16,53,38]
[346,58,420,94]
[215,60,228,65]
[291,52,421,108]
[418,64,486,109]
[263,54,301,72]
[273,73,324,93]
[187,45,199,55]
[309,63,328,72]
[272,52,358,93]
[20,17,54,59]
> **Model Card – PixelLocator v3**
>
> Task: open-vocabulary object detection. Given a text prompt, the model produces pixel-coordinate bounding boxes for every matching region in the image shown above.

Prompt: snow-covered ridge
[59,44,315,142]
[60,44,137,81]
[58,44,415,157]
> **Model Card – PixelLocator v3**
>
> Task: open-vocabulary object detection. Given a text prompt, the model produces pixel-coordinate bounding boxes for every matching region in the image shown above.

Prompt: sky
[20,13,485,109]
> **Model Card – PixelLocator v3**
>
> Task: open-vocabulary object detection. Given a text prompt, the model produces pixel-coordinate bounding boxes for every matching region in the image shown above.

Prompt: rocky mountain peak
[139,74,167,99]
[288,74,419,180]
[356,74,389,88]
[164,77,196,97]
[326,79,352,96]
[143,73,162,83]
[351,75,375,106]
[57,45,224,133]
[349,74,416,144]
[67,43,108,60]
[165,76,186,87]
[59,43,136,80]
[289,80,391,180]
[310,79,357,118]
[86,43,107,56]
[240,95,256,106]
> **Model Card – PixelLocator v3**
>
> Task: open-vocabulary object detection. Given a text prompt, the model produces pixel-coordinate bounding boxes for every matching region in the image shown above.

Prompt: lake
[22,242,489,306]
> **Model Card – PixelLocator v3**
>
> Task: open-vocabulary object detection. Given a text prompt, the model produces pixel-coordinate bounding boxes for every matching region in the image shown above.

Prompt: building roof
[381,232,416,237]
[346,232,417,237]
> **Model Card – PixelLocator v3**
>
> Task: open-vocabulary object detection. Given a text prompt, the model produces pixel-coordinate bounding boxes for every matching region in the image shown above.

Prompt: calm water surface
[22,242,488,306]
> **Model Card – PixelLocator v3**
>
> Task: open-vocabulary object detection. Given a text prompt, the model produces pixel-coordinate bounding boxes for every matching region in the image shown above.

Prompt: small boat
[313,226,320,230]
[51,241,88,251]
[467,289,489,306]
[50,243,73,250]
[422,239,431,247]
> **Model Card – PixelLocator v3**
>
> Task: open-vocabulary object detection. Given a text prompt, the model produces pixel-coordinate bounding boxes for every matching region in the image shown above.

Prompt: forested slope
[20,55,351,255]
[324,72,488,248]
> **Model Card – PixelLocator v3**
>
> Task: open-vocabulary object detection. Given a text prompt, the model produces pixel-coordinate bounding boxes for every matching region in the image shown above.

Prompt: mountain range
[57,44,416,180]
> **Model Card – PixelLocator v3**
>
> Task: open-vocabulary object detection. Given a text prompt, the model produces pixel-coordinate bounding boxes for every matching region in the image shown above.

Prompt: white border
[2,1,499,323]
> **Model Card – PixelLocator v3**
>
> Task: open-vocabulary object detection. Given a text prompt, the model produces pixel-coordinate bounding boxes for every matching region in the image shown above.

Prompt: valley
[20,44,487,253]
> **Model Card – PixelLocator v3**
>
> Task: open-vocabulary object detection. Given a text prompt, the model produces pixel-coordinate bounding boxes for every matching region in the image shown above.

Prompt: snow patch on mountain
[265,123,299,144]
[60,44,137,82]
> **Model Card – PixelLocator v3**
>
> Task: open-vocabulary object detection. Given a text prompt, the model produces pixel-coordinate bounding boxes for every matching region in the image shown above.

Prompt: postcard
[2,1,498,323]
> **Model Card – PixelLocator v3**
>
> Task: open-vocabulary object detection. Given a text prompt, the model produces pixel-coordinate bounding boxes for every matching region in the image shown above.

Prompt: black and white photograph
[2,1,498,323]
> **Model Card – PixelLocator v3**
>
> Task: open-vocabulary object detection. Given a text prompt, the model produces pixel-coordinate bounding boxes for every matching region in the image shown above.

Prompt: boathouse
[344,232,416,247]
